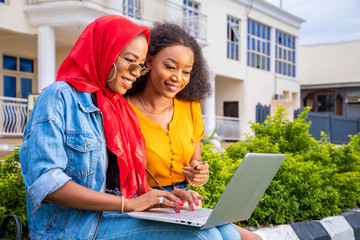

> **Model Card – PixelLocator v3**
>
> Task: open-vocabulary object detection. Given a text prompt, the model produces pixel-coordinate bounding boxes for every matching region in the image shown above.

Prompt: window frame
[223,101,239,118]
[1,53,37,98]
[247,19,270,71]
[227,15,241,61]
[275,30,296,77]
[315,92,335,113]
[122,0,141,19]
[183,0,200,38]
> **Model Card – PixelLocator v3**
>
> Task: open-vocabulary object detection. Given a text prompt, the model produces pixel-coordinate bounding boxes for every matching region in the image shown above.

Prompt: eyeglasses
[122,57,149,76]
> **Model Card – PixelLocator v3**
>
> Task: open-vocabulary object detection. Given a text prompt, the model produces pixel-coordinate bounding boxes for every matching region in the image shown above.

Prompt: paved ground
[253,208,360,240]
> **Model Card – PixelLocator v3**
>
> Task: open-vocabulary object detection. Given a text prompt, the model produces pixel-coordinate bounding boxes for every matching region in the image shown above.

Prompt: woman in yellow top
[126,22,262,240]
[125,22,210,200]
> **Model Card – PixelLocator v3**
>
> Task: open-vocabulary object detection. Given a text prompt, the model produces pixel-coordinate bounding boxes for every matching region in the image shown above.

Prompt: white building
[300,40,360,117]
[0,0,303,153]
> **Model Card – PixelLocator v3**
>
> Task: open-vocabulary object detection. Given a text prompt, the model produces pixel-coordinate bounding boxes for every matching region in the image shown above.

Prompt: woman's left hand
[182,160,209,183]
[170,188,205,211]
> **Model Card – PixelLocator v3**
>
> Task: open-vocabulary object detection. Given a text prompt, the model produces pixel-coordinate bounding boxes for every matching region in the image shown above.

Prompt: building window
[226,16,240,61]
[122,0,141,19]
[183,0,200,38]
[2,54,35,98]
[247,19,270,70]
[316,93,334,112]
[276,30,296,77]
[224,101,239,118]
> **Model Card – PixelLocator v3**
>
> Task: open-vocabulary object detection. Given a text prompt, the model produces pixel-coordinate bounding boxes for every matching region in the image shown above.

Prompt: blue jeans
[96,212,240,240]
[152,181,188,192]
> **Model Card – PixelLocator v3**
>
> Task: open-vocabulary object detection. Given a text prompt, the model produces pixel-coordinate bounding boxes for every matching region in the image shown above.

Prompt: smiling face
[146,45,194,98]
[106,35,148,95]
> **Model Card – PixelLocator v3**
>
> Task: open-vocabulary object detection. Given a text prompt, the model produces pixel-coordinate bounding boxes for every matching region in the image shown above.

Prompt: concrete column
[270,27,277,96]
[295,36,300,80]
[38,25,55,92]
[240,16,247,69]
[295,36,300,107]
[270,27,276,74]
[241,17,250,137]
[203,71,216,137]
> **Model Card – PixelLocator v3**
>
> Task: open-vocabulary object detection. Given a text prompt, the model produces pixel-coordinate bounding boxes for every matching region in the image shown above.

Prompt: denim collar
[73,88,99,113]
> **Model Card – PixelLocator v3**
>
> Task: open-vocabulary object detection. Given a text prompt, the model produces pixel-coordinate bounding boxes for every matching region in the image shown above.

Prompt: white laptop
[128,153,286,229]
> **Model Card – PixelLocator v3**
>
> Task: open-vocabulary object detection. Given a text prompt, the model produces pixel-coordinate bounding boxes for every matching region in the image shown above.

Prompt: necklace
[138,95,173,114]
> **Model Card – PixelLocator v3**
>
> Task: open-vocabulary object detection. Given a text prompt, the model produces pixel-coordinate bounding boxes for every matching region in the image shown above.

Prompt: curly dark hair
[125,22,212,101]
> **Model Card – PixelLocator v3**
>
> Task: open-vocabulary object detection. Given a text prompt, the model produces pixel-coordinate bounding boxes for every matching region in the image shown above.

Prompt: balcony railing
[27,0,207,42]
[0,96,240,141]
[216,116,241,141]
[202,115,241,141]
[0,97,28,136]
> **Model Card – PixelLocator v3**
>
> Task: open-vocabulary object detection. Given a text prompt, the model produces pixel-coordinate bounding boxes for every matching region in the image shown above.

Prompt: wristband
[121,196,125,213]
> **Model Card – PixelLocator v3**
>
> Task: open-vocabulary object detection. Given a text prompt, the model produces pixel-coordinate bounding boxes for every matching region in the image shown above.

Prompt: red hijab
[56,15,150,198]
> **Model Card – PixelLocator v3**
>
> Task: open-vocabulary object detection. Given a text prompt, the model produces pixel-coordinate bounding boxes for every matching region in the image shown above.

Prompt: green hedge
[1,106,359,237]
[196,107,360,226]
[0,146,27,239]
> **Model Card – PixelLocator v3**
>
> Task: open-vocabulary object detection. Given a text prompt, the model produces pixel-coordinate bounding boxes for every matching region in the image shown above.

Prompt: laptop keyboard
[166,209,211,221]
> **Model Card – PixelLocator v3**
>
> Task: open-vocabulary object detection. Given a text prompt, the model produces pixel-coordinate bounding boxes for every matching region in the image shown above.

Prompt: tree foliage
[193,106,360,226]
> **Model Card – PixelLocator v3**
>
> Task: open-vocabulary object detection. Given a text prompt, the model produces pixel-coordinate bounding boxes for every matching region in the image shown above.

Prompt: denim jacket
[19,81,107,240]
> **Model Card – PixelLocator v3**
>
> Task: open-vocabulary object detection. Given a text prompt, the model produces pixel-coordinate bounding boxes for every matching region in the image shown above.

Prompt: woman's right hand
[170,188,205,211]
[125,189,182,212]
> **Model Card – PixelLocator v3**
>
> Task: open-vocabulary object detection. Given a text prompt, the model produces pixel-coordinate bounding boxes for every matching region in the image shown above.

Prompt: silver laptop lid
[202,153,285,229]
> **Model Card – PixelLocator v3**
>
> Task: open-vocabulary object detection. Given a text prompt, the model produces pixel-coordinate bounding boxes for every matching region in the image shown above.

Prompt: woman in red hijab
[20,15,239,240]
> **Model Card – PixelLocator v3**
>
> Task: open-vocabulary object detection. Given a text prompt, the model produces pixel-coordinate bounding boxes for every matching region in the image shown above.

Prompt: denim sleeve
[28,168,70,205]
[20,118,71,207]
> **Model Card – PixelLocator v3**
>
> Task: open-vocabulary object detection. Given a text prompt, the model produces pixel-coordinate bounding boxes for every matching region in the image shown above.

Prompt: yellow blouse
[130,98,205,187]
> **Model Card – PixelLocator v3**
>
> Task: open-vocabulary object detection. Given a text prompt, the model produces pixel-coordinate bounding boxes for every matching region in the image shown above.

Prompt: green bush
[194,106,360,226]
[1,106,359,232]
[0,146,28,239]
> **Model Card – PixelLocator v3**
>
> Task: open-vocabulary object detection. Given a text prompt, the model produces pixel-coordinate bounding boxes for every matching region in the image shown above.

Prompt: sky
[264,0,360,45]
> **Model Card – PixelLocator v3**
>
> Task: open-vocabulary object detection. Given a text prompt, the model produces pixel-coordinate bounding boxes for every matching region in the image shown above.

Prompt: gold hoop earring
[106,63,117,82]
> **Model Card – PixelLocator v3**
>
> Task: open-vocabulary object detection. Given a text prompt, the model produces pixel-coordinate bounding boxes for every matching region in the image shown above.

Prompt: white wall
[0,0,36,34]
[299,40,360,84]
[56,46,73,76]
[215,76,244,116]
[201,0,247,80]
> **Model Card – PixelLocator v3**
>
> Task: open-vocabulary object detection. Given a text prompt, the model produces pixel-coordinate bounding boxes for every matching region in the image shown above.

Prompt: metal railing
[215,116,241,141]
[0,96,241,141]
[202,115,241,141]
[27,0,207,42]
[0,97,28,136]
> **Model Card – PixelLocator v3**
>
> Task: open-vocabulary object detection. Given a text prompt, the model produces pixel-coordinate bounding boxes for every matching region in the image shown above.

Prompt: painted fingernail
[195,201,199,206]
[191,206,194,211]
[177,208,181,213]
[191,198,195,203]
[179,201,184,206]
[173,203,178,206]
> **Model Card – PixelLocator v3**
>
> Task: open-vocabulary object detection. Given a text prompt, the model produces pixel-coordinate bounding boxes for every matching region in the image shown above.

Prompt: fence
[294,110,360,144]
[255,104,360,144]
[0,97,28,136]
[256,103,270,124]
